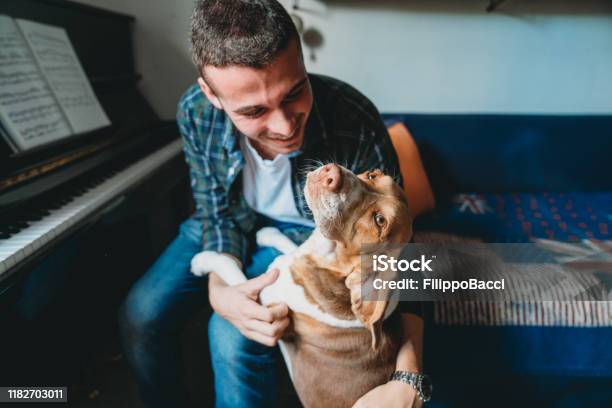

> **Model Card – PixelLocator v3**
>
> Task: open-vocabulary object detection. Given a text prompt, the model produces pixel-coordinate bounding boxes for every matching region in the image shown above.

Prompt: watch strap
[389,371,431,403]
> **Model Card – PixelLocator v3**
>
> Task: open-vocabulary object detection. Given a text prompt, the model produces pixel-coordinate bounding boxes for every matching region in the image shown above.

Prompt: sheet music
[16,19,111,135]
[0,120,18,152]
[0,15,72,151]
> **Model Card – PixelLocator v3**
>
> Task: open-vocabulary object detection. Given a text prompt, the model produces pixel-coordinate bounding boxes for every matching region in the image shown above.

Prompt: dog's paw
[190,251,217,276]
[256,227,284,247]
[190,251,247,285]
[256,227,298,254]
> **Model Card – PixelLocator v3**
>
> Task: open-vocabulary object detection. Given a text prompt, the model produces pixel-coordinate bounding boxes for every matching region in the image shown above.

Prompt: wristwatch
[389,371,433,403]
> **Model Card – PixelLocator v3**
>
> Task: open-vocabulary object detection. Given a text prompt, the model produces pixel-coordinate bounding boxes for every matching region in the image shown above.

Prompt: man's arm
[352,313,424,408]
[396,313,423,373]
[177,90,289,346]
[177,97,248,263]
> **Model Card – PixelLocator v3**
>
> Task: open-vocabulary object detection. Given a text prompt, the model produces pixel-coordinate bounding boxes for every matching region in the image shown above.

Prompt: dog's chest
[259,253,364,329]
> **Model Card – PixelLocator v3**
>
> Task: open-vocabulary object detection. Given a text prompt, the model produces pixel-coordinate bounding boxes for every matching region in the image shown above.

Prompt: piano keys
[0,138,183,281]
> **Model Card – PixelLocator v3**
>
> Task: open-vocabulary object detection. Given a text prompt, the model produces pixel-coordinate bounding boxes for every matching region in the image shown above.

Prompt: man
[120,1,425,407]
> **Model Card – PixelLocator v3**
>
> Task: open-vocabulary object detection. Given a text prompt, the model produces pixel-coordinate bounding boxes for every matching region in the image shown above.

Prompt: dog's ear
[345,269,389,350]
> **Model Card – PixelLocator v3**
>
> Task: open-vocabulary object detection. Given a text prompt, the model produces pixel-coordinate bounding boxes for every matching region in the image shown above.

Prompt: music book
[0,15,111,153]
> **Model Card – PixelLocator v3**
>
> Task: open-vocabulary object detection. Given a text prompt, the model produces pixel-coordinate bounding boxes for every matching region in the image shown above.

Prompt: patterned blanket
[414,192,612,327]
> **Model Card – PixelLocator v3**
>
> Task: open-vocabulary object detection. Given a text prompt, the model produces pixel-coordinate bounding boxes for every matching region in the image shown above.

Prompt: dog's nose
[320,163,342,193]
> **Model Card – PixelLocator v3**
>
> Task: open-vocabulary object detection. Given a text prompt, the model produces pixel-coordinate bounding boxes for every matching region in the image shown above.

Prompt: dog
[192,163,413,408]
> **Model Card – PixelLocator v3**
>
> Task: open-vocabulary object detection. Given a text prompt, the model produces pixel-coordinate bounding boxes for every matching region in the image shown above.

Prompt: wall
[73,0,197,120]
[74,0,612,118]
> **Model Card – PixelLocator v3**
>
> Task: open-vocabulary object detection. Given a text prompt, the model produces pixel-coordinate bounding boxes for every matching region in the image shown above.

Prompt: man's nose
[268,108,294,136]
[319,163,342,193]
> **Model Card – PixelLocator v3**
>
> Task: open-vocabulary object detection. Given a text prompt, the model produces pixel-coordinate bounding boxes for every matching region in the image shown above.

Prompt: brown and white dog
[192,164,413,408]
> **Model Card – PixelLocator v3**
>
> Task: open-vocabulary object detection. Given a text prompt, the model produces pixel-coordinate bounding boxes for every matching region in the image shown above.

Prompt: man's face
[198,40,313,159]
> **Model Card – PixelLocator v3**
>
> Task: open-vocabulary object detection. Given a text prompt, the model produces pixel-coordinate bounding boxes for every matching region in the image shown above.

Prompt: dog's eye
[367,169,383,180]
[374,212,386,227]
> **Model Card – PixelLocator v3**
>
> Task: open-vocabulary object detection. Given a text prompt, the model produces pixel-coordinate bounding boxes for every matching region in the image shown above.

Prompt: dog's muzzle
[304,164,359,227]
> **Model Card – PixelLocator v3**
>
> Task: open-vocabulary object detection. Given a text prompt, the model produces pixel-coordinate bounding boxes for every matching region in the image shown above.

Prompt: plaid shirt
[177,74,402,264]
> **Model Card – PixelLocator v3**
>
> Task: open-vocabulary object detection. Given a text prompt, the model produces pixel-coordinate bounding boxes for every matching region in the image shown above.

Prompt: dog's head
[303,163,413,348]
[304,163,413,250]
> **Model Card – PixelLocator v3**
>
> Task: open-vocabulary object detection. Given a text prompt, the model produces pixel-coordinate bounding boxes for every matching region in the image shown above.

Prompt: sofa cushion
[416,192,611,242]
[382,114,612,195]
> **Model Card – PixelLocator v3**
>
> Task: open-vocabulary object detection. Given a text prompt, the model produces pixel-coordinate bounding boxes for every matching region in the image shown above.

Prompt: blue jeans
[119,217,311,408]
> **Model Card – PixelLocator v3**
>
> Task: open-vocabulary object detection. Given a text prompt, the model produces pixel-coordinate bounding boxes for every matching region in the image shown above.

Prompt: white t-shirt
[240,135,315,227]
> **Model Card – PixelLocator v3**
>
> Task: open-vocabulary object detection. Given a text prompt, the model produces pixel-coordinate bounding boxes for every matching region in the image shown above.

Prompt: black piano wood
[0,0,160,185]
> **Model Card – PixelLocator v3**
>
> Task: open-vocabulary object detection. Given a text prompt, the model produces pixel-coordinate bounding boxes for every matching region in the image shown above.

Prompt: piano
[0,0,194,387]
[0,0,191,287]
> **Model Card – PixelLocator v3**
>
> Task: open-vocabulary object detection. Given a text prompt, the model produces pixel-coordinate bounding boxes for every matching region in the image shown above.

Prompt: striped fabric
[415,233,612,327]
[415,192,612,327]
[177,74,401,264]
[435,301,612,327]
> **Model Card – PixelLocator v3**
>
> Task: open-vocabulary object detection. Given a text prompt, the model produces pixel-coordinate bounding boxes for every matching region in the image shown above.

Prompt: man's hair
[190,0,300,72]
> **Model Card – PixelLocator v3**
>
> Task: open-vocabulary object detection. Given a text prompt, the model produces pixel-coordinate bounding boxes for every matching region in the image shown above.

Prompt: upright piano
[0,0,193,387]
[0,0,191,286]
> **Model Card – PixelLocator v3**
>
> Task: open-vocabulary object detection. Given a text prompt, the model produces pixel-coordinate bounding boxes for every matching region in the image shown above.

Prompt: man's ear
[345,269,389,350]
[197,76,223,111]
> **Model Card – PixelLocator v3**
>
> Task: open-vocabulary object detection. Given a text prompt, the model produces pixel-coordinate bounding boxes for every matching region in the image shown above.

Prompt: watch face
[419,375,433,401]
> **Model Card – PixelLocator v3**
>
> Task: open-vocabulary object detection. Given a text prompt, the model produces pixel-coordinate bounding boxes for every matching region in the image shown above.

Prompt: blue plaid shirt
[177,74,402,264]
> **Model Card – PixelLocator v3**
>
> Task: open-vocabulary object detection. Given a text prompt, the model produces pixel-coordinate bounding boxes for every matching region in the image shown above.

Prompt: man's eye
[374,212,386,227]
[284,87,303,102]
[367,172,377,180]
[244,108,266,118]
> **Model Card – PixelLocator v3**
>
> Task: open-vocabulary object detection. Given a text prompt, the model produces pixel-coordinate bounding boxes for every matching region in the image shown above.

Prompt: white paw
[190,251,247,285]
[256,227,285,247]
[190,251,216,276]
[256,227,298,255]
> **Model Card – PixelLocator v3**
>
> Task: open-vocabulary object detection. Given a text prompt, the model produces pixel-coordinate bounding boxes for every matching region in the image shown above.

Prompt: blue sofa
[382,114,612,407]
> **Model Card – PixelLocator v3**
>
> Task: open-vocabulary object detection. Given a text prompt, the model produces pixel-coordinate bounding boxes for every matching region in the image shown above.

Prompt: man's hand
[352,381,422,408]
[209,268,289,347]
